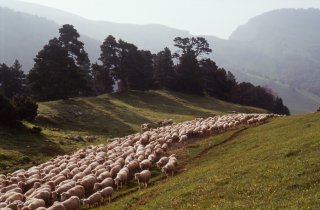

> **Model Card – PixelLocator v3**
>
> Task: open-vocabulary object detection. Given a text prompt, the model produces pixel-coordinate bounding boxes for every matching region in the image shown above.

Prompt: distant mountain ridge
[0,7,101,71]
[229,8,320,96]
[1,1,320,113]
[213,8,320,113]
[0,0,190,52]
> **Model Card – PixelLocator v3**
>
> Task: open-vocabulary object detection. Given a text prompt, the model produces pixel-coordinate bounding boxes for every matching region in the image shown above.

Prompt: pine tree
[129,50,153,90]
[173,37,212,95]
[0,60,25,98]
[91,63,114,94]
[153,47,175,89]
[59,24,92,94]
[100,36,151,91]
[0,94,18,126]
[28,38,86,101]
[175,53,203,95]
[273,97,290,115]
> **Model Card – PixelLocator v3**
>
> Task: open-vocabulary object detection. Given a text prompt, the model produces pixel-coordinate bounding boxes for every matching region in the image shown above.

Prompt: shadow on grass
[111,91,212,116]
[0,125,64,173]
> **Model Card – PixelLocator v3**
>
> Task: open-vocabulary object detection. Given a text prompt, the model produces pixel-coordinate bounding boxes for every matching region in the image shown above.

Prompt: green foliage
[273,97,290,115]
[171,37,289,115]
[29,126,42,134]
[175,53,203,95]
[0,94,17,125]
[152,47,175,89]
[174,37,212,58]
[129,50,154,91]
[0,60,25,98]
[12,95,38,122]
[172,37,212,95]
[28,38,87,101]
[99,36,154,91]
[27,25,92,101]
[231,83,290,115]
[200,59,236,100]
[91,63,114,94]
[59,24,92,94]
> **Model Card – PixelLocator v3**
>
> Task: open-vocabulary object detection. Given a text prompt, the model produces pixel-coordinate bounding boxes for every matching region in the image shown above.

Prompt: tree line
[0,60,37,125]
[0,24,290,126]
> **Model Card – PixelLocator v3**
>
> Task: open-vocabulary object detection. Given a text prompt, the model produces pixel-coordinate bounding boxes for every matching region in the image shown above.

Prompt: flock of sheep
[0,113,281,210]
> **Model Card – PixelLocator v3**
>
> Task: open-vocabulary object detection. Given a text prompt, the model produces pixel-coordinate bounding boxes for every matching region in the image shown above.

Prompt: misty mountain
[0,0,190,52]
[202,9,320,114]
[0,7,101,71]
[1,1,320,113]
[229,9,320,96]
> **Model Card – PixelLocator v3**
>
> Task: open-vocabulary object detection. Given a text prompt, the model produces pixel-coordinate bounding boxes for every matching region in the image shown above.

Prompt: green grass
[0,90,265,173]
[1,90,319,209]
[93,112,320,210]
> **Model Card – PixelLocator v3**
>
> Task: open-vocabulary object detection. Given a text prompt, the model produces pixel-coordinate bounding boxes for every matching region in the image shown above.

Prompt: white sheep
[81,192,102,208]
[99,186,113,203]
[114,172,128,190]
[61,185,85,201]
[93,178,114,192]
[76,175,97,194]
[47,202,65,210]
[139,159,152,170]
[20,198,46,210]
[61,196,80,210]
[134,170,151,189]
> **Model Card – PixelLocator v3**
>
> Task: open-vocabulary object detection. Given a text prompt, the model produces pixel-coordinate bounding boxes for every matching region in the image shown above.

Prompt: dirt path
[96,127,249,208]
[193,127,248,160]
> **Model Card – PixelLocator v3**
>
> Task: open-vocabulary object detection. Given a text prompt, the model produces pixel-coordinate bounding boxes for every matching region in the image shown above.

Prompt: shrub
[12,95,38,121]
[0,94,18,125]
[30,126,42,134]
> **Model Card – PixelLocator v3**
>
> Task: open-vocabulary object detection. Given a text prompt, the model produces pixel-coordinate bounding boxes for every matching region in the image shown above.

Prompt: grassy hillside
[0,90,265,174]
[94,112,320,210]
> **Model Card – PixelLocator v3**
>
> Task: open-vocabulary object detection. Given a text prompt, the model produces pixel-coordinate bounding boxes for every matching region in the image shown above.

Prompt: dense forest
[0,24,290,126]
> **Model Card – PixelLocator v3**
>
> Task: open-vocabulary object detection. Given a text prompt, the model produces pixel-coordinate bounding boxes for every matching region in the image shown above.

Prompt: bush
[0,94,18,125]
[12,95,38,122]
[30,126,42,134]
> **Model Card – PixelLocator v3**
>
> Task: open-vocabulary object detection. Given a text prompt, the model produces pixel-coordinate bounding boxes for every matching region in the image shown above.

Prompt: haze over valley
[1,0,320,113]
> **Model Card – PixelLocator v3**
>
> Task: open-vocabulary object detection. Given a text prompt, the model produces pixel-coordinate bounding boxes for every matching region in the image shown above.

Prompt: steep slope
[0,90,266,174]
[0,7,101,71]
[226,9,320,112]
[230,9,320,93]
[94,112,320,209]
[203,9,320,114]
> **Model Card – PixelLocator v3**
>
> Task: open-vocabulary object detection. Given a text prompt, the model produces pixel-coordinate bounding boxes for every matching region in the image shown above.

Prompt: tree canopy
[28,25,91,100]
[174,37,212,58]
[28,38,87,100]
[0,60,25,98]
[4,32,289,116]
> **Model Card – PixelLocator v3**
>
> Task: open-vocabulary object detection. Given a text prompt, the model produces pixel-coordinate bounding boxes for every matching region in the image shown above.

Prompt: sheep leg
[109,196,111,203]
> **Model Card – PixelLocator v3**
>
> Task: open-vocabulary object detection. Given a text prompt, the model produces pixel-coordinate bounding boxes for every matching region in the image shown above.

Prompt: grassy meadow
[93,112,320,209]
[0,90,265,173]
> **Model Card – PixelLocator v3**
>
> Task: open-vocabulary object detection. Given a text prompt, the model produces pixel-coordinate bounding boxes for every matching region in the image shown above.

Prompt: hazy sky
[20,0,320,38]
